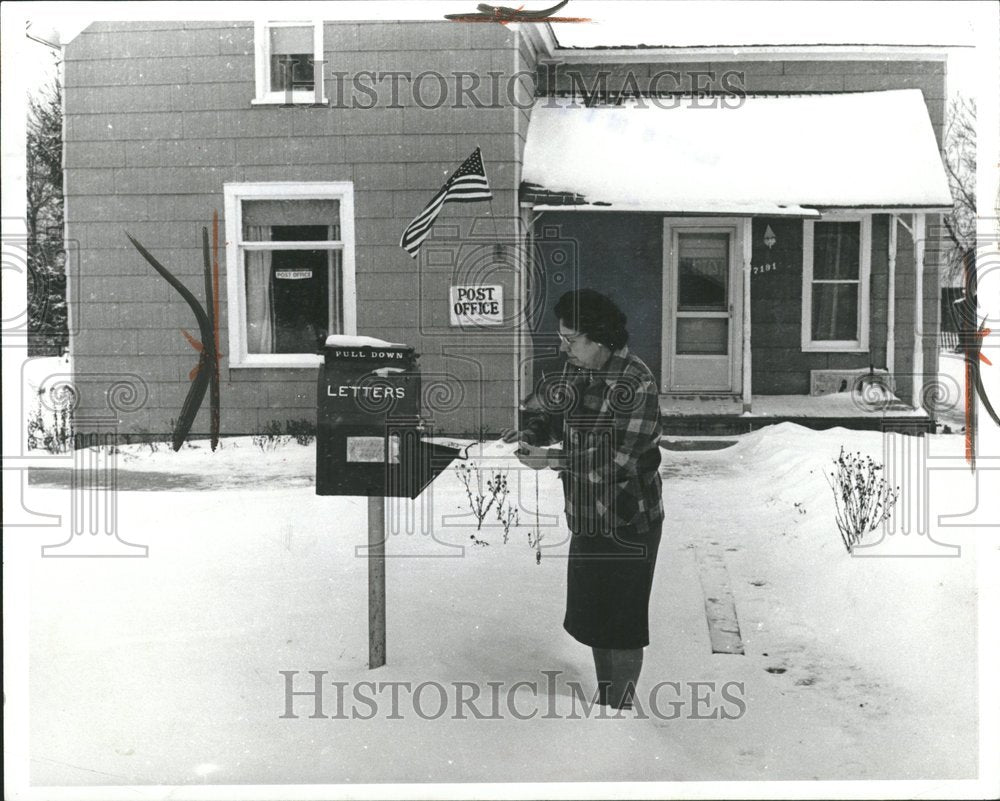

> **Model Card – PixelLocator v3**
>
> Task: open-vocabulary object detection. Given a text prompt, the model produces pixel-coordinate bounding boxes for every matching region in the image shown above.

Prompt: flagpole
[477,146,503,255]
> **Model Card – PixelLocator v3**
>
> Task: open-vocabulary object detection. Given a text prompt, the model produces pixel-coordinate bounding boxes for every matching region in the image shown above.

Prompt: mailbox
[316,337,465,498]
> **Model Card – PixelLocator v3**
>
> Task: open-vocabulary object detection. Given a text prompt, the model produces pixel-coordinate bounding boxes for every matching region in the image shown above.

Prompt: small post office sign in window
[224,182,357,368]
[450,285,503,327]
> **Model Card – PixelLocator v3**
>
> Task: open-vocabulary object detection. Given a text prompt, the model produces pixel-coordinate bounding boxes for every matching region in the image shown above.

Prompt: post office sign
[449,285,503,326]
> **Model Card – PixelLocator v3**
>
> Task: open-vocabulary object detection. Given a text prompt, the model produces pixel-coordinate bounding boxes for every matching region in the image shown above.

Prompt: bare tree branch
[941,93,976,287]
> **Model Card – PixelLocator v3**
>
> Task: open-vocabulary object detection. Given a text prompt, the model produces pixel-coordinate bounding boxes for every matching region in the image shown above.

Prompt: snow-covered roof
[548,0,979,49]
[324,335,409,349]
[521,89,954,214]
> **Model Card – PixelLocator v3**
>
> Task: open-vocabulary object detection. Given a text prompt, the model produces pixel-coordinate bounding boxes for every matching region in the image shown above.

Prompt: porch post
[515,208,528,412]
[887,215,897,381]
[741,219,752,413]
[913,213,925,410]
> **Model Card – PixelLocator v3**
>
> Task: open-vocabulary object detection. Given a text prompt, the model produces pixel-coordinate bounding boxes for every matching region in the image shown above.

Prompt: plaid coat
[523,346,664,536]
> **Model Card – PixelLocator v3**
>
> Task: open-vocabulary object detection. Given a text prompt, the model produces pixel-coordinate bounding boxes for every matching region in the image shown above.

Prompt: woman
[506,289,664,710]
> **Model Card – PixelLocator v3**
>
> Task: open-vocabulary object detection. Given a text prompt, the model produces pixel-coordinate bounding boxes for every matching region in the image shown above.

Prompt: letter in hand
[516,442,549,471]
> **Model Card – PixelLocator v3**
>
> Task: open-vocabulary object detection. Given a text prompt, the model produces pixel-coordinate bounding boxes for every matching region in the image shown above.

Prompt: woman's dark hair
[553,289,629,350]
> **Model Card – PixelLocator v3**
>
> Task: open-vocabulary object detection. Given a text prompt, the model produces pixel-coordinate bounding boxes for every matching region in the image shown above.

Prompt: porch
[659,391,933,435]
[520,90,953,434]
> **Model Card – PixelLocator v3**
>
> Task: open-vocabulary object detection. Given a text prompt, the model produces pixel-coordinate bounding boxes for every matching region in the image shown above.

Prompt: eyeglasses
[558,330,585,345]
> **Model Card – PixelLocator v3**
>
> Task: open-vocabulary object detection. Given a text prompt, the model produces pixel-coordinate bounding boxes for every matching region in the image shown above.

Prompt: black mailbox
[316,340,464,498]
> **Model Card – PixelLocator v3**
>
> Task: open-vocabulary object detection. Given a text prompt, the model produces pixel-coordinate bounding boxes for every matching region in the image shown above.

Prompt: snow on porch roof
[521,89,953,215]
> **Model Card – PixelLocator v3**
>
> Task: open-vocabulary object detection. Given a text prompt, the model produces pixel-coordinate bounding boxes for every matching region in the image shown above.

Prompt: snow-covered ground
[6,354,994,795]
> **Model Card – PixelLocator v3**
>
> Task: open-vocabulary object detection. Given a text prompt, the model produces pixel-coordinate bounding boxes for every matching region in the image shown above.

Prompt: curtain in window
[330,245,343,335]
[269,25,315,92]
[245,226,274,353]
[812,223,860,341]
[812,285,858,341]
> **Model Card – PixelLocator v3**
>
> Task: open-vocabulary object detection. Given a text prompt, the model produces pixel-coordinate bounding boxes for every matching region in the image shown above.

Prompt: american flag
[399,147,493,258]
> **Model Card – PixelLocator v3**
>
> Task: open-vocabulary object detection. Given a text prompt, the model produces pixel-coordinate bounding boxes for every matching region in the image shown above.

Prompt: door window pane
[811,284,858,341]
[678,233,728,311]
[676,318,728,355]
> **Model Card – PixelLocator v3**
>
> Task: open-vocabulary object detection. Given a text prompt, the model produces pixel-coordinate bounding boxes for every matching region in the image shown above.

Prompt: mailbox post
[367,495,385,668]
[316,336,465,668]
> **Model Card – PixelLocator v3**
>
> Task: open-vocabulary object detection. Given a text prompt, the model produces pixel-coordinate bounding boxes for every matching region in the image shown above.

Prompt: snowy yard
[10,389,986,788]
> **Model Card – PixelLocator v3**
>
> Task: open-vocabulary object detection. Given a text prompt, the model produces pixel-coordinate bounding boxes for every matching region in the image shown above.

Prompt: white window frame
[224,182,356,369]
[801,214,871,352]
[252,21,326,106]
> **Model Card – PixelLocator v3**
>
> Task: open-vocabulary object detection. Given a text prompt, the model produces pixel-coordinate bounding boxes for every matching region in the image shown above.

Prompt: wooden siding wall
[531,213,930,398]
[749,215,909,394]
[65,20,525,438]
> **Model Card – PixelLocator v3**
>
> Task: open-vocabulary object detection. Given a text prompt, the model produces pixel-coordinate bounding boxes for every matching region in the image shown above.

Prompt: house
[62,18,953,439]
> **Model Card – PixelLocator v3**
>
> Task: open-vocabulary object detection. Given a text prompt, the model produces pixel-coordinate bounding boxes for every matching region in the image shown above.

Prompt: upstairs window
[801,217,871,352]
[224,183,356,368]
[253,21,325,105]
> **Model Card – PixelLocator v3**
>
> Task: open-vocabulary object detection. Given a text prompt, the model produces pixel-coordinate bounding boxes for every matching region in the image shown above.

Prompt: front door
[662,219,743,393]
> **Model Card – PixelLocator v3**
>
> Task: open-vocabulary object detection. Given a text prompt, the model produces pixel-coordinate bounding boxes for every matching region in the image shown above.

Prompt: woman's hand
[499,428,520,444]
[503,429,551,470]
[515,443,550,471]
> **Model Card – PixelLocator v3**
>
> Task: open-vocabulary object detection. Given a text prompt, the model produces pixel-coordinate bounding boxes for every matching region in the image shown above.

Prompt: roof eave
[517,21,559,60]
[542,43,958,64]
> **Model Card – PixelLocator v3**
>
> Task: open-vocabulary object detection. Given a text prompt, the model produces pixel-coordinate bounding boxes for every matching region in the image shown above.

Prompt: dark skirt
[563,519,663,649]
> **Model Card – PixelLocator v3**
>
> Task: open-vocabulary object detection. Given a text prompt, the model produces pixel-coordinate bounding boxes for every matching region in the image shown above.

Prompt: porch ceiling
[522,90,953,214]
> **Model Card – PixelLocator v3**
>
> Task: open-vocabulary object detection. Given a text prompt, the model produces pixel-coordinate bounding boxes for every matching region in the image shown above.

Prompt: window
[801,216,871,352]
[224,183,356,368]
[253,21,325,105]
[676,232,730,355]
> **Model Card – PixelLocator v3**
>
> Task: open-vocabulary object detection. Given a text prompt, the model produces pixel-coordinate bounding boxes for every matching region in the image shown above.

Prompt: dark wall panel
[531,213,663,390]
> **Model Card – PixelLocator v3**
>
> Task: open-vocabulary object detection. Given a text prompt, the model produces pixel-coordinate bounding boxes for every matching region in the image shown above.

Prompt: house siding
[749,215,904,394]
[65,23,948,435]
[530,213,665,385]
[65,20,525,438]
[530,211,929,400]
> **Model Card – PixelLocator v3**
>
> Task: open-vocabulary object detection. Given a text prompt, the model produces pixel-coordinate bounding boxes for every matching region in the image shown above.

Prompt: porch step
[661,438,738,451]
[660,415,934,436]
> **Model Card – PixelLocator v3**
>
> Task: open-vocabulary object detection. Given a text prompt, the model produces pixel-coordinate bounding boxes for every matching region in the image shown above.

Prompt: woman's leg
[608,647,644,709]
[593,647,644,708]
[592,647,613,705]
